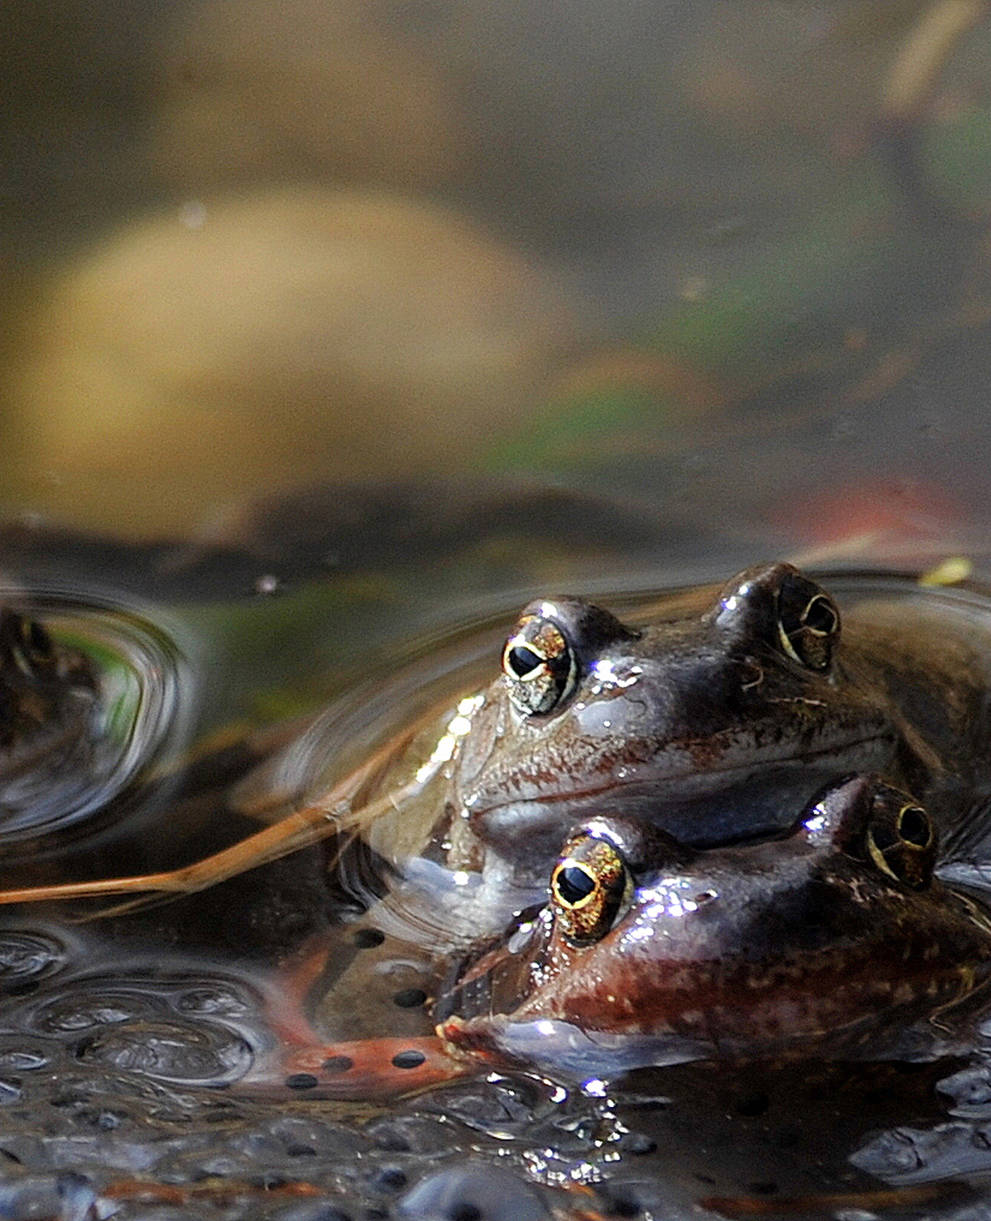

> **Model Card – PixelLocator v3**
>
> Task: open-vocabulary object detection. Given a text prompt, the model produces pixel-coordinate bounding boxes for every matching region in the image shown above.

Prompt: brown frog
[4,561,991,917]
[441,775,991,1075]
[443,561,991,890]
[260,774,991,1097]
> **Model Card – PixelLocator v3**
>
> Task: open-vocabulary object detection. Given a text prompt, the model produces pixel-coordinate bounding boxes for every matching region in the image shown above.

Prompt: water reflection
[5,2,991,1218]
[0,591,189,852]
[0,570,987,1216]
[2,3,991,544]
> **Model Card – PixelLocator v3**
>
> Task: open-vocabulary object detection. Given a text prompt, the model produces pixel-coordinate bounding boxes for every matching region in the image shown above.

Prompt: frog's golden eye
[550,832,631,945]
[865,790,936,890]
[502,611,578,716]
[775,575,840,671]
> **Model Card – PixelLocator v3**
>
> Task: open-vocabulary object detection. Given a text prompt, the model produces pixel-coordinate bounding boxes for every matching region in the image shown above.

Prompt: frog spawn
[263,871,486,1099]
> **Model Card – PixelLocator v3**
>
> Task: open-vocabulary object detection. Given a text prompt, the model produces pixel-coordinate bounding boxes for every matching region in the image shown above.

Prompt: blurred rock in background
[4,188,581,535]
[151,0,473,196]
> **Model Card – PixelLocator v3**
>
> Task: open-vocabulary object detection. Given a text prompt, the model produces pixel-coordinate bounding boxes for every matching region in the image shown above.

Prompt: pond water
[6,2,991,1218]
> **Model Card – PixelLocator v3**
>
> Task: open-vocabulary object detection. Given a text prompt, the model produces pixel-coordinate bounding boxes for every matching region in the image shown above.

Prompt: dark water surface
[6,2,991,1218]
[0,558,989,1221]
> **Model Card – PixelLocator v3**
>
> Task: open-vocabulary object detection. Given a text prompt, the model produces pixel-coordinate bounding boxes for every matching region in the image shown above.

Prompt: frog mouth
[442,904,991,1071]
[440,961,987,1073]
[468,730,897,848]
[485,727,896,800]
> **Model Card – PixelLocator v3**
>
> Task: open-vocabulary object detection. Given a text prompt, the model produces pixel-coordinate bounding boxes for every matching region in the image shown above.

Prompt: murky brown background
[2,0,990,557]
[5,4,991,1219]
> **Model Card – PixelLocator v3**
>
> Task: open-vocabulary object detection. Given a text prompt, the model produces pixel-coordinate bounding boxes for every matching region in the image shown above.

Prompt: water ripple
[17,971,260,1091]
[0,587,192,848]
[0,930,69,992]
[75,1019,253,1087]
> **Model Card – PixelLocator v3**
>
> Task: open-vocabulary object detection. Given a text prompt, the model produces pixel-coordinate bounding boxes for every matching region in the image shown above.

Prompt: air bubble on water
[254,573,281,595]
[178,199,207,229]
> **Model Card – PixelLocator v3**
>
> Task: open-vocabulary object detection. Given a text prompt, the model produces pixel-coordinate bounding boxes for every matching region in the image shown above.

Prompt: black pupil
[871,819,897,851]
[556,864,596,905]
[899,806,930,846]
[804,596,836,633]
[507,645,543,678]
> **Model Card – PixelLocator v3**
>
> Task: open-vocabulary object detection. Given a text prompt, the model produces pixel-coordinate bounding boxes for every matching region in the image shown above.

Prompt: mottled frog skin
[440,775,991,1075]
[268,774,991,1097]
[443,563,991,887]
